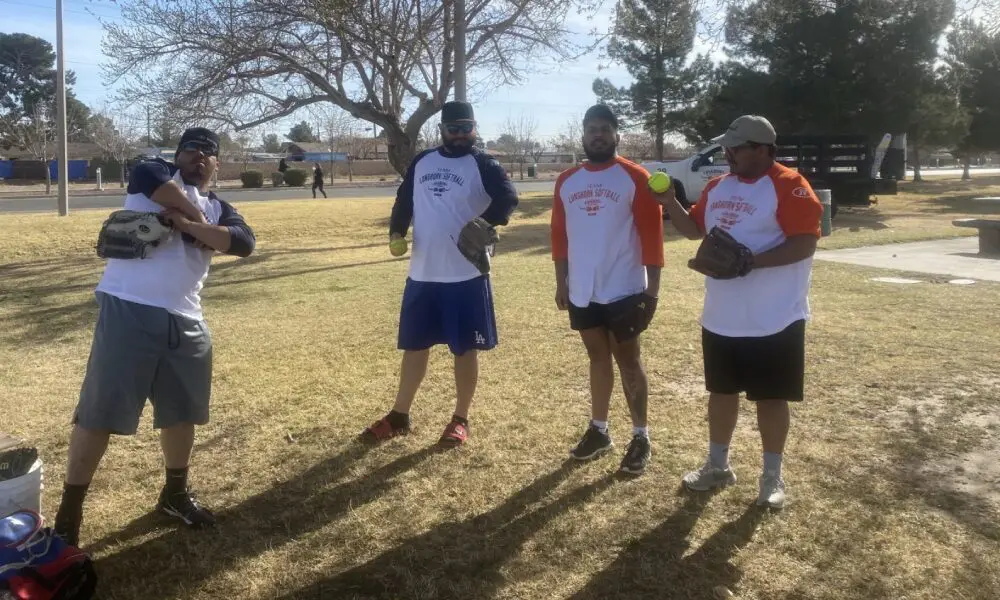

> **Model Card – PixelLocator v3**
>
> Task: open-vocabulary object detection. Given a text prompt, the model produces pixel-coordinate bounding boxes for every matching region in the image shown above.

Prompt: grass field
[1,175,998,599]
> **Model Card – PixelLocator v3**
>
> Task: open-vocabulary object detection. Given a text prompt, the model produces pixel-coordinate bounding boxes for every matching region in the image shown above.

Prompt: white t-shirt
[389,148,519,283]
[96,159,255,321]
[689,162,823,337]
[551,157,664,307]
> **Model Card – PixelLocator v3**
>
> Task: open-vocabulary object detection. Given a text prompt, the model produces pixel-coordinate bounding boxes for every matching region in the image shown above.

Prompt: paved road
[0,180,558,214]
[2,167,997,214]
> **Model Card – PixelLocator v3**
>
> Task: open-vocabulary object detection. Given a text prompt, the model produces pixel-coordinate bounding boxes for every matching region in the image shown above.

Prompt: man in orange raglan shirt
[551,104,665,475]
[652,115,822,509]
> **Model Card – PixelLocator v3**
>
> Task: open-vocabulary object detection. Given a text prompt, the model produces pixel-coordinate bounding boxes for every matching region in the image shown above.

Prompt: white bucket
[0,459,44,517]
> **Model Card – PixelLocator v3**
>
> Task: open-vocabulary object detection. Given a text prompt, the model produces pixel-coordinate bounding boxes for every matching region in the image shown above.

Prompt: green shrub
[240,170,264,188]
[283,168,308,187]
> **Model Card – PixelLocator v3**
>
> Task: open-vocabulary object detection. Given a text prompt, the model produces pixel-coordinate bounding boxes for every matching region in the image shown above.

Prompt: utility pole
[55,0,69,216]
[454,0,467,101]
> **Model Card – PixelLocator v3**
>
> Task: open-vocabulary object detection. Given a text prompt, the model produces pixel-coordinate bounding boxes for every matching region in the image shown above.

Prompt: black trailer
[774,135,900,217]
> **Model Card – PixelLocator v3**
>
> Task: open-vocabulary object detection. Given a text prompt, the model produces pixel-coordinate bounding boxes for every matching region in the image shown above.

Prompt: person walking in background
[313,163,327,198]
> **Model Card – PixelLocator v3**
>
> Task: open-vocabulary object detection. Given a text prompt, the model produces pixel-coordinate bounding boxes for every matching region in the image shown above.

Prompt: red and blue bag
[0,510,96,600]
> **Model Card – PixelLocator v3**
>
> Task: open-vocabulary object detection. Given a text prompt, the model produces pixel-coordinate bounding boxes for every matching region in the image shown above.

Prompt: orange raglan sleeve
[774,172,823,238]
[551,169,574,261]
[689,176,724,235]
[622,161,665,267]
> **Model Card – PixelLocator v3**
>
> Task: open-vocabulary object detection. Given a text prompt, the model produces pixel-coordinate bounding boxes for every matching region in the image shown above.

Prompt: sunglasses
[443,122,475,135]
[179,141,219,156]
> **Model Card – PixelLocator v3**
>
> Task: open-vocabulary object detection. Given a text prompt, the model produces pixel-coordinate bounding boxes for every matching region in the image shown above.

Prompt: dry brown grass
[821,174,1000,249]
[0,180,998,599]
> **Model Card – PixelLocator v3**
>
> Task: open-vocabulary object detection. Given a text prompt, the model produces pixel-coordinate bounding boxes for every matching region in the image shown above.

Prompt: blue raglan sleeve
[126,158,173,198]
[217,198,256,257]
[389,149,434,237]
[476,153,519,226]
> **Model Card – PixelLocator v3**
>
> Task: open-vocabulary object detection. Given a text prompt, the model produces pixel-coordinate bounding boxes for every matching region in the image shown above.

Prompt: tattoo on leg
[623,361,649,426]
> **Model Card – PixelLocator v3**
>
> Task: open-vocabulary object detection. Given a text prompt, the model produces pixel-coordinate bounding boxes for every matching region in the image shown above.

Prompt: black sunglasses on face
[443,122,475,135]
[179,141,218,156]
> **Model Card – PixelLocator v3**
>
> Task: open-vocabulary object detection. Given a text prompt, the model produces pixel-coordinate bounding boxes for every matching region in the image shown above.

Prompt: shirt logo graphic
[420,168,466,198]
[792,187,811,198]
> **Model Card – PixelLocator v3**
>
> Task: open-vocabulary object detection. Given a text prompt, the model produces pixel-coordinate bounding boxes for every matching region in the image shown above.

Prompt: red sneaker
[360,417,410,442]
[439,420,469,447]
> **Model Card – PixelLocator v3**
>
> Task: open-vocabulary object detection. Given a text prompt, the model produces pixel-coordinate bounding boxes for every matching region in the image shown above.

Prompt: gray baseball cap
[711,115,777,146]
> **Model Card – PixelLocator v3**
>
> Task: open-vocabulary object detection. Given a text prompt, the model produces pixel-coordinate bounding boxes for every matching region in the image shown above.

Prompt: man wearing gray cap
[650,115,822,509]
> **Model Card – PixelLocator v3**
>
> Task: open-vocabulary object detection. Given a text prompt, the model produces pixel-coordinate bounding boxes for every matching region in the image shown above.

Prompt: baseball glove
[456,217,499,275]
[688,226,754,279]
[96,210,174,260]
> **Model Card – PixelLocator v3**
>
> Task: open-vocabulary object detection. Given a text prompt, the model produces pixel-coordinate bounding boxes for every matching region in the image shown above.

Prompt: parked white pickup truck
[641,144,732,209]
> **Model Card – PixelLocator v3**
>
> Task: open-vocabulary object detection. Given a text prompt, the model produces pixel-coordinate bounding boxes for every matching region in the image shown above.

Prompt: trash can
[527,164,536,178]
[817,189,832,236]
[0,458,44,516]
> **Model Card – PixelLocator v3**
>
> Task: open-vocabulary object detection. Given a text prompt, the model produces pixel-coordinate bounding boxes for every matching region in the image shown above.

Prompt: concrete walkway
[815,237,1000,282]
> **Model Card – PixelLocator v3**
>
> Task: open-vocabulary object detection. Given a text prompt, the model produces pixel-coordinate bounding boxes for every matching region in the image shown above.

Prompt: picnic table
[953,218,1000,257]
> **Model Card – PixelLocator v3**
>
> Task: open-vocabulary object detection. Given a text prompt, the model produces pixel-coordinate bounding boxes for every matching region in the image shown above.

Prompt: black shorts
[569,294,656,343]
[702,319,806,401]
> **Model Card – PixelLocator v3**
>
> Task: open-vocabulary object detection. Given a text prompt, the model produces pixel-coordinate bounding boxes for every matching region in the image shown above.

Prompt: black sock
[165,467,189,497]
[387,410,410,429]
[54,482,89,545]
[452,414,469,427]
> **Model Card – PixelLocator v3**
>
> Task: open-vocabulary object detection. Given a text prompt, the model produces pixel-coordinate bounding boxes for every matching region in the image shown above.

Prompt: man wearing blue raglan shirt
[361,101,519,447]
[53,128,256,546]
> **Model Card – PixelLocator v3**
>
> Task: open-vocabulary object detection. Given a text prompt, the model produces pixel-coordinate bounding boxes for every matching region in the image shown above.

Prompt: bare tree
[529,139,547,167]
[4,105,55,193]
[618,131,655,161]
[555,115,583,163]
[90,104,141,187]
[418,119,440,152]
[100,0,603,176]
[500,113,539,180]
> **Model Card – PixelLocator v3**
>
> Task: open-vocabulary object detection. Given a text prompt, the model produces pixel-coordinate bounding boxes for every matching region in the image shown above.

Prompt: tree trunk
[45,165,51,195]
[348,157,354,183]
[385,126,416,176]
[962,155,971,180]
[912,146,922,182]
[655,95,664,161]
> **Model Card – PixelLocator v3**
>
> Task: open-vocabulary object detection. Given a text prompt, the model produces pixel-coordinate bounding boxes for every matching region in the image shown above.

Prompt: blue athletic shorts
[398,275,498,355]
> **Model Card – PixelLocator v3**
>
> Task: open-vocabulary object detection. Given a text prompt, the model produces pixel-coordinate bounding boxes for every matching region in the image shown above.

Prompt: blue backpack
[0,510,96,600]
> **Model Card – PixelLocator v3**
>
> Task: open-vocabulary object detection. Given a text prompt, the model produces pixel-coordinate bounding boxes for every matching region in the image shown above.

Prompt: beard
[584,141,616,163]
[441,136,474,156]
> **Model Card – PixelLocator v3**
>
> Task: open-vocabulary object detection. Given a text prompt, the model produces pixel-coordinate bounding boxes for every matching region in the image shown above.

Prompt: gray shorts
[74,292,213,435]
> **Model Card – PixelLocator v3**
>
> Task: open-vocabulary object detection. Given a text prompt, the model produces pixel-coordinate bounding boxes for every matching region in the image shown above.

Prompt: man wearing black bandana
[52,127,256,546]
[361,101,519,447]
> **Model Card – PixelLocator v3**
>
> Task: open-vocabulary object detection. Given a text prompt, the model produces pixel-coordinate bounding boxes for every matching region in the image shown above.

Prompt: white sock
[591,420,608,433]
[709,441,730,469]
[632,426,649,438]
[763,451,782,476]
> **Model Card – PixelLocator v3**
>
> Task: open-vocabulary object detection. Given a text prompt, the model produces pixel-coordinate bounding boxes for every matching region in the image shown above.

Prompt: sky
[0,0,727,146]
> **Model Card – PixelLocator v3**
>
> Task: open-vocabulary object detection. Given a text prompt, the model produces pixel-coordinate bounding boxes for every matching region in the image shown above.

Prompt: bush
[283,168,308,187]
[271,172,284,187]
[240,170,264,188]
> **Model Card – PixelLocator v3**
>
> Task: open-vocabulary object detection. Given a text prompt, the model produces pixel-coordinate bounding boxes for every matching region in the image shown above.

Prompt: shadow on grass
[887,407,1000,543]
[568,493,764,600]
[902,175,1000,196]
[272,461,616,599]
[208,256,407,288]
[209,243,387,273]
[90,442,437,597]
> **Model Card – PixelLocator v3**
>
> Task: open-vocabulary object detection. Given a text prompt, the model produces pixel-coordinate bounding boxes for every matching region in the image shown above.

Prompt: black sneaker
[619,435,651,475]
[570,425,613,461]
[157,488,217,528]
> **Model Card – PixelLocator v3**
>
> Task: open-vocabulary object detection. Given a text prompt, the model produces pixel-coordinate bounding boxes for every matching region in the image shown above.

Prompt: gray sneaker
[682,458,737,492]
[756,471,786,509]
